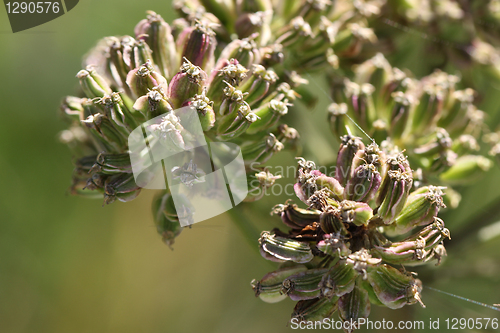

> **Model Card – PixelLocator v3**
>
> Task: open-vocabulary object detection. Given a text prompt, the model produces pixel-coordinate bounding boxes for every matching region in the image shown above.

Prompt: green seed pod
[338,281,371,330]
[259,231,314,263]
[133,87,173,118]
[391,186,446,235]
[186,89,215,131]
[272,202,320,229]
[317,232,351,258]
[344,164,382,202]
[218,38,261,69]
[367,264,425,309]
[241,65,279,106]
[246,99,289,134]
[181,20,217,73]
[411,83,444,134]
[103,173,141,205]
[439,155,493,185]
[372,238,427,265]
[152,192,183,249]
[77,67,112,99]
[291,297,339,323]
[134,11,178,79]
[320,207,349,236]
[241,134,284,165]
[376,169,413,224]
[403,218,451,252]
[390,91,416,140]
[90,152,132,175]
[126,60,168,99]
[168,59,207,109]
[335,135,365,187]
[340,200,373,226]
[246,169,281,202]
[282,268,329,300]
[344,80,377,131]
[413,128,452,157]
[319,262,358,299]
[251,264,308,303]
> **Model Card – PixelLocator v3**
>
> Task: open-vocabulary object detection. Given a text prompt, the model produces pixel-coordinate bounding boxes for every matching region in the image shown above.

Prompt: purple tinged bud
[367,264,425,309]
[251,265,308,303]
[335,135,365,186]
[134,11,178,78]
[168,59,207,109]
[258,231,314,264]
[126,60,168,98]
[181,20,217,73]
[344,164,382,202]
[319,262,357,299]
[282,268,328,301]
[377,169,413,224]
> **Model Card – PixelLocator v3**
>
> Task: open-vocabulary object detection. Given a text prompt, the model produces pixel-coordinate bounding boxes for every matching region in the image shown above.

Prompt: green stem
[226,203,261,255]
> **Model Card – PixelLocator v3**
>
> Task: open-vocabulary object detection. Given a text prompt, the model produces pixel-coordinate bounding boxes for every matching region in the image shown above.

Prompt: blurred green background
[0,1,499,332]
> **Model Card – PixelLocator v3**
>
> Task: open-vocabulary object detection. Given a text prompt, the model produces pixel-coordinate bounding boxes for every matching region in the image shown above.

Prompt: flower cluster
[60,12,304,244]
[251,137,450,329]
[173,0,386,75]
[328,53,493,207]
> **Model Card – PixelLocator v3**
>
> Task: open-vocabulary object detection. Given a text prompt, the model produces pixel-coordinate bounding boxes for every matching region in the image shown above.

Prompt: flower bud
[344,164,382,202]
[234,12,266,38]
[251,265,308,303]
[259,231,314,263]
